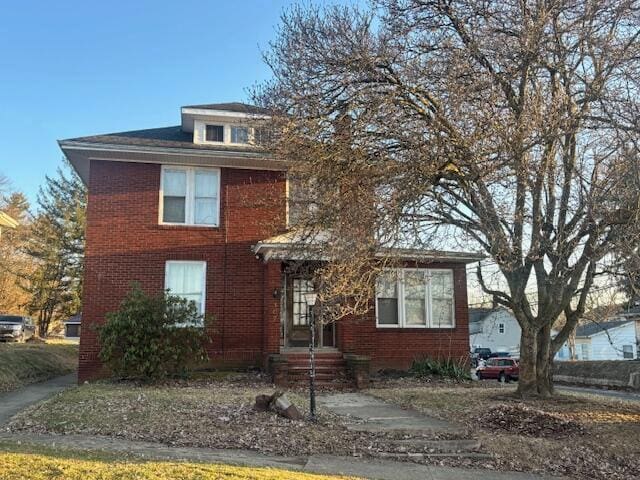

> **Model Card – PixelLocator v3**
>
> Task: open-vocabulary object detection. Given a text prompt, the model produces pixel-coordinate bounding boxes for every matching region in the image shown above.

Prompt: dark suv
[0,315,36,342]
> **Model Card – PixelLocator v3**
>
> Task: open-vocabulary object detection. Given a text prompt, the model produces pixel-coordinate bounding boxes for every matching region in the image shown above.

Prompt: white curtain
[431,271,454,327]
[404,270,426,326]
[194,171,218,225]
[166,262,205,314]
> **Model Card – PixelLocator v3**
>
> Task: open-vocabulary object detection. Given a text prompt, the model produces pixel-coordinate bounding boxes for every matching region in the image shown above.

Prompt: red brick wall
[335,263,470,371]
[79,160,286,381]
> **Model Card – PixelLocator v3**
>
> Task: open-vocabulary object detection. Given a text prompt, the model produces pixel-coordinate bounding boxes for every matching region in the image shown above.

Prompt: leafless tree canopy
[256,0,640,397]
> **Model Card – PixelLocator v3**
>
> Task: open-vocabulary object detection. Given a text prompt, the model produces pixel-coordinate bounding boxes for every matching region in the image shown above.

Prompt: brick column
[262,261,282,367]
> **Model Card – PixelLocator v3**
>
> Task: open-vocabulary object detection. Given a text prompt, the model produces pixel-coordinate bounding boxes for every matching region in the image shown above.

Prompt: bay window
[376,269,455,328]
[161,166,220,226]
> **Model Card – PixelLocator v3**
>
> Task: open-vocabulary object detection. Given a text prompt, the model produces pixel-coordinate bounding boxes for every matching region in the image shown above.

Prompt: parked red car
[476,357,519,382]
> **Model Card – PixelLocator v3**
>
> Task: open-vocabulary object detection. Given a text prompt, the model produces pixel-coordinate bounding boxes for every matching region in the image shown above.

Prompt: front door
[287,277,314,347]
[284,275,336,348]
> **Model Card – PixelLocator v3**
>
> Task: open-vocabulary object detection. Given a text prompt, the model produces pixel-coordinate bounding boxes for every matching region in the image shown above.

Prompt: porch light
[303,291,318,306]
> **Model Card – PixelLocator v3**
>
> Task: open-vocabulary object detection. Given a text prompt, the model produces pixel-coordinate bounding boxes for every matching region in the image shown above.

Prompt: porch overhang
[252,231,485,264]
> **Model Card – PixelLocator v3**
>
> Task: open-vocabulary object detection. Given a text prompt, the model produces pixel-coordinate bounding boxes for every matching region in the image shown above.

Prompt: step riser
[277,352,354,389]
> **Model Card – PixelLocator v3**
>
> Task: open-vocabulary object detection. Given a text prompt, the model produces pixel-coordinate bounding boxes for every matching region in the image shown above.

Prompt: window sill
[376,326,457,331]
[158,223,220,231]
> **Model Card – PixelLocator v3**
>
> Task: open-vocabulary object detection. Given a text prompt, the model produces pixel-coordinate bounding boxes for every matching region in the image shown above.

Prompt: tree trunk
[516,324,538,398]
[536,323,554,398]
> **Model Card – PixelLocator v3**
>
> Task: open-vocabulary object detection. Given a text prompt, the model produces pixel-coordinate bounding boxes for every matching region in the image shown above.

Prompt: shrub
[98,284,209,380]
[410,357,470,381]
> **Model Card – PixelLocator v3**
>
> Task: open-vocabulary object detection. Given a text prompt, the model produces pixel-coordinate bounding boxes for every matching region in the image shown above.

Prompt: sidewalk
[0,432,563,480]
[0,374,76,425]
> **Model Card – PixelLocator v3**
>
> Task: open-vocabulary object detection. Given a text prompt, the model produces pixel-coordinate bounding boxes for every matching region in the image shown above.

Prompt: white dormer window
[205,124,224,142]
[231,126,249,144]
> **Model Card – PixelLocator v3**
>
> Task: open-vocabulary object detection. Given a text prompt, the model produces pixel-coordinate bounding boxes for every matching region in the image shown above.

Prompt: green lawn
[0,342,78,392]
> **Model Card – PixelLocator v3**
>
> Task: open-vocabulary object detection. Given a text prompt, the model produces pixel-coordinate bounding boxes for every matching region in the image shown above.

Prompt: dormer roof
[181,102,270,115]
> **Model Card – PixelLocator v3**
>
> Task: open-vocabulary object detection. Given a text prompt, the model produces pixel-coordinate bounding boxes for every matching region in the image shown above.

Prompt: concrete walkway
[556,385,640,402]
[0,374,76,425]
[0,432,563,480]
[318,392,460,434]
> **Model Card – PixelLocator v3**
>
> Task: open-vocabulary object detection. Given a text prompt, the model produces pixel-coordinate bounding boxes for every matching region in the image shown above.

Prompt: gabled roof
[181,102,270,115]
[59,126,267,153]
[575,319,634,338]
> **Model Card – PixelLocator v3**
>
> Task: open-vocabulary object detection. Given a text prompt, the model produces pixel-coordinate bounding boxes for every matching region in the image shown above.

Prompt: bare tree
[256,0,640,397]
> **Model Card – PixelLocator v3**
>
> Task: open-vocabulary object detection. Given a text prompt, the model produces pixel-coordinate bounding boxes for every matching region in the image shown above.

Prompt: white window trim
[164,260,207,322]
[375,268,456,329]
[159,165,221,227]
[196,121,257,146]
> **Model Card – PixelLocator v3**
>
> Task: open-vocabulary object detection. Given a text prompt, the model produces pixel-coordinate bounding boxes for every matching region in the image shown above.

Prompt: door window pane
[163,170,186,223]
[404,271,426,326]
[165,262,206,317]
[376,272,399,325]
[293,279,314,326]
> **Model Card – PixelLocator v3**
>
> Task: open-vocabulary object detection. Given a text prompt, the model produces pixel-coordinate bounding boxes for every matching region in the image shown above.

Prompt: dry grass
[8,375,389,457]
[0,343,78,393]
[367,380,640,480]
[0,449,357,480]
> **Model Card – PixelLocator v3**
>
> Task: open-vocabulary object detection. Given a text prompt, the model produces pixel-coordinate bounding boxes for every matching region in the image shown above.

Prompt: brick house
[60,102,482,384]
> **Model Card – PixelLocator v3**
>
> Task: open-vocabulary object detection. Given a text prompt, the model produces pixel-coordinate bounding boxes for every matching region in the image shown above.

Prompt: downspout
[221,176,229,358]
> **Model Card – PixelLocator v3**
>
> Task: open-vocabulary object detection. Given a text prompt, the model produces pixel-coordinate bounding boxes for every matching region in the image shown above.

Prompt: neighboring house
[0,211,18,239]
[469,307,521,355]
[59,102,483,383]
[556,319,639,361]
[64,314,81,340]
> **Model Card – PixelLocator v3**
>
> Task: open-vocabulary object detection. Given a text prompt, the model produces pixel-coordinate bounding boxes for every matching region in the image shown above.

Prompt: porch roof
[253,230,485,264]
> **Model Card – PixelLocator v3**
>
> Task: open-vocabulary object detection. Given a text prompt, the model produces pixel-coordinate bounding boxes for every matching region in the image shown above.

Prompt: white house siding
[469,310,521,355]
[588,322,637,360]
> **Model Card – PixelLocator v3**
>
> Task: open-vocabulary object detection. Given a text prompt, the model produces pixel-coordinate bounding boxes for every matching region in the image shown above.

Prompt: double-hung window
[376,269,455,328]
[165,261,206,320]
[161,166,220,226]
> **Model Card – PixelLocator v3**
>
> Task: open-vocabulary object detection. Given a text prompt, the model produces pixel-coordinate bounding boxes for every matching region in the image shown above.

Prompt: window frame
[375,268,456,329]
[164,260,207,323]
[622,344,634,359]
[159,165,221,227]
[498,323,505,334]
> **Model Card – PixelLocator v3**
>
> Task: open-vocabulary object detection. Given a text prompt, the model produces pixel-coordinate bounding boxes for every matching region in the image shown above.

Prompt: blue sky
[0,0,303,203]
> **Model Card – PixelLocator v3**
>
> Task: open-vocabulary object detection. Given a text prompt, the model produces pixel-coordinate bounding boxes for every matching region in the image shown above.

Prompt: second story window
[231,126,249,144]
[161,166,220,227]
[205,124,224,142]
